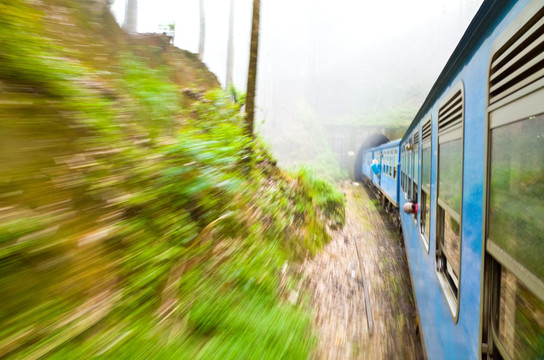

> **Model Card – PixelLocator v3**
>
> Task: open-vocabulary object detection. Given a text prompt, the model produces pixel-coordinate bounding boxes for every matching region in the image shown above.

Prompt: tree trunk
[245,0,260,137]
[199,0,205,61]
[124,0,137,32]
[226,0,235,89]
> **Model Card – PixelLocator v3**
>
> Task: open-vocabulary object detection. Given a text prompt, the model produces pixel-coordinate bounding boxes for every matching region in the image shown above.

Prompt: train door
[481,3,544,358]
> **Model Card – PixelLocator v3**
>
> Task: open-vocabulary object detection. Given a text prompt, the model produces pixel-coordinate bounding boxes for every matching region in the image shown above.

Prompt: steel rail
[354,235,374,335]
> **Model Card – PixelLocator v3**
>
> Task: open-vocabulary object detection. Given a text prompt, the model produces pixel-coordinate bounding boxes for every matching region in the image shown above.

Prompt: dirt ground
[302,183,424,359]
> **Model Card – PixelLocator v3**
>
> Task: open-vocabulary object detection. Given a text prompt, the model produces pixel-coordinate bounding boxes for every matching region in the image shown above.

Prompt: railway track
[302,182,423,359]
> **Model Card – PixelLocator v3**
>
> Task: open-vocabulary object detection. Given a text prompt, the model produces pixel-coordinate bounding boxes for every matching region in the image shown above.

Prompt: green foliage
[121,55,181,137]
[293,166,345,229]
[0,2,344,358]
[227,84,246,107]
[0,0,82,96]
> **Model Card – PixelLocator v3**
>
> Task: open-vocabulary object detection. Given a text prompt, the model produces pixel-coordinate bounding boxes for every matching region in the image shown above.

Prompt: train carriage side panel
[373,140,401,207]
[398,1,536,359]
[362,150,373,180]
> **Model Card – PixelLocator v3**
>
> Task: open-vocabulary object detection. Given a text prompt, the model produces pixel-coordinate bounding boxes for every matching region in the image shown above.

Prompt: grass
[0,0,345,358]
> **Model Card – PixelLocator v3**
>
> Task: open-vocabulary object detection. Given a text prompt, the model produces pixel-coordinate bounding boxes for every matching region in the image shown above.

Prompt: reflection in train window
[483,4,544,355]
[486,115,544,359]
[496,268,544,359]
[420,119,431,251]
[408,140,413,200]
[394,149,398,180]
[438,139,462,214]
[413,131,419,205]
[489,115,544,280]
[389,151,393,177]
[435,85,463,320]
[400,151,403,189]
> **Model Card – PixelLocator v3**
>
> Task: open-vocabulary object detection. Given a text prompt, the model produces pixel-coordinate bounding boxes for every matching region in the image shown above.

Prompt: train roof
[401,0,512,143]
[366,139,401,152]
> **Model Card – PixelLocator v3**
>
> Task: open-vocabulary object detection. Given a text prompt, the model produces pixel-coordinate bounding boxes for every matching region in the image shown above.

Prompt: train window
[401,148,405,193]
[489,117,544,280]
[407,140,413,200]
[389,150,392,177]
[403,147,408,196]
[404,146,407,193]
[496,268,544,359]
[387,150,391,177]
[387,150,391,176]
[435,84,464,320]
[388,151,391,177]
[390,151,393,177]
[389,151,392,177]
[385,151,388,177]
[485,115,544,359]
[413,130,419,205]
[406,143,413,199]
[401,147,406,191]
[394,149,398,180]
[384,150,387,176]
[402,147,406,193]
[392,151,395,177]
[420,119,431,251]
[482,4,544,357]
[386,150,390,177]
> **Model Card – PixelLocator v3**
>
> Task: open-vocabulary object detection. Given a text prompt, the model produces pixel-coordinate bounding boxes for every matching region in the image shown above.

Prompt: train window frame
[483,107,544,360]
[420,118,432,253]
[404,145,407,195]
[413,129,420,226]
[387,150,390,177]
[394,148,398,180]
[435,82,464,323]
[400,149,403,190]
[377,151,382,180]
[400,149,403,189]
[404,147,408,196]
[386,150,389,177]
[387,150,391,177]
[384,150,388,177]
[407,139,413,201]
[389,150,393,177]
[481,4,544,357]
[404,146,408,198]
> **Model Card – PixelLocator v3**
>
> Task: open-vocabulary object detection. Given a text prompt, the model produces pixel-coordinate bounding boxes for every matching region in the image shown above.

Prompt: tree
[199,0,205,60]
[245,0,260,137]
[123,0,137,32]
[226,0,235,89]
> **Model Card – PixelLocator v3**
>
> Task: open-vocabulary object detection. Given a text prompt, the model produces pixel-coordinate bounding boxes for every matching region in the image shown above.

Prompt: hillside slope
[0,1,344,358]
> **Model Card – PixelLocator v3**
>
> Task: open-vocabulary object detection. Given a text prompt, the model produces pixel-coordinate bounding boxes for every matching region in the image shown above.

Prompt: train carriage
[371,140,401,207]
[358,1,544,358]
[362,150,373,180]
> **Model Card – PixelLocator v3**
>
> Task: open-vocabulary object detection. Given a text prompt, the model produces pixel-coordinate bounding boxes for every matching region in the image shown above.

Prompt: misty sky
[110,0,483,165]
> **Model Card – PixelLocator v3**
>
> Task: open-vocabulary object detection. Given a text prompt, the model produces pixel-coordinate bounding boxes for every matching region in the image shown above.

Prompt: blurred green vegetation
[0,0,345,358]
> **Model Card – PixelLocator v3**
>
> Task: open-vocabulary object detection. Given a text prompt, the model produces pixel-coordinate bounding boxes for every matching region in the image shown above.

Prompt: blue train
[357,1,544,358]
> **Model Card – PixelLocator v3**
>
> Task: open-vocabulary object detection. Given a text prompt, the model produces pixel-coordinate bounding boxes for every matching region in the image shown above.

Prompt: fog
[111,0,483,179]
